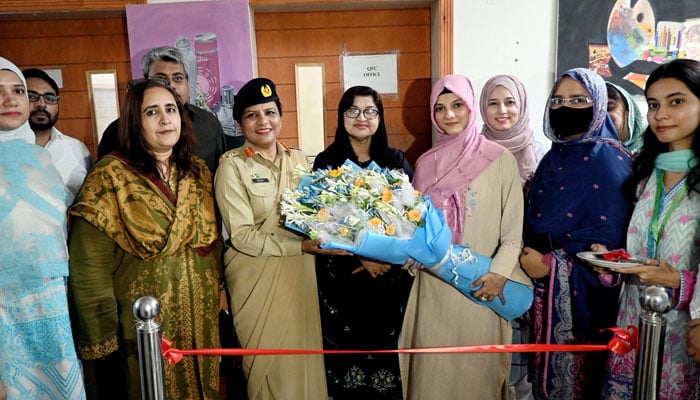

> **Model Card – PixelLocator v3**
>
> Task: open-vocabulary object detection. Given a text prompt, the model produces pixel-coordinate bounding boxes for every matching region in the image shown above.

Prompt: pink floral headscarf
[413,75,504,243]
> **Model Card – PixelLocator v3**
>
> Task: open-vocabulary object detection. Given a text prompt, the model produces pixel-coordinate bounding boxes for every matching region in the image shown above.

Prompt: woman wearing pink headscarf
[480,74,539,191]
[399,75,532,399]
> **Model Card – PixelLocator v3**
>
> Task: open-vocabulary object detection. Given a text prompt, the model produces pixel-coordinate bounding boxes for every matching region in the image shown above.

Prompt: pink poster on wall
[126,0,254,110]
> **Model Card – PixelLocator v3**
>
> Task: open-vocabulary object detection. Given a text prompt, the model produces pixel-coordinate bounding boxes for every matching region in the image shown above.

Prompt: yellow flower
[353,177,365,187]
[317,208,330,222]
[385,224,396,236]
[381,189,393,202]
[407,209,422,222]
[329,168,343,178]
[369,217,382,228]
[339,226,349,237]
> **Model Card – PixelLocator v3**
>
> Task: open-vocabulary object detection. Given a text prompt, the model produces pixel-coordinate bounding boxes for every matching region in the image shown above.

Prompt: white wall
[452,0,558,147]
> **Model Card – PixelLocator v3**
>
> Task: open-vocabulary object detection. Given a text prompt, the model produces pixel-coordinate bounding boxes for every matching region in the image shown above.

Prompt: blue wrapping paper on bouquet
[319,198,533,321]
[282,160,532,321]
[404,201,534,321]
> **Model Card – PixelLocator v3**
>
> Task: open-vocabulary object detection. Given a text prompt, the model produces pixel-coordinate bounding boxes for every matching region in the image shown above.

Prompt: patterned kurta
[69,155,221,400]
[399,151,531,400]
[602,171,700,399]
[0,141,85,399]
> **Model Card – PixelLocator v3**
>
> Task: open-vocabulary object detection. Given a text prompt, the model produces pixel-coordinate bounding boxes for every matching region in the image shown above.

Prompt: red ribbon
[161,325,638,365]
[605,325,638,354]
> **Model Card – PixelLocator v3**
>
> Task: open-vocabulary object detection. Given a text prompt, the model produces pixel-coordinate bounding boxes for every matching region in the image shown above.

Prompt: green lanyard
[649,170,687,257]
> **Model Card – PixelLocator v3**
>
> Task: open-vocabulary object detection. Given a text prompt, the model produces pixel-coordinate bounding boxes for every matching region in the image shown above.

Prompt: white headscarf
[0,57,34,144]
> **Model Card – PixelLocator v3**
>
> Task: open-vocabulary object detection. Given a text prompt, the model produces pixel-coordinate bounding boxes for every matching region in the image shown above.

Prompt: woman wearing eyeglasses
[519,68,634,399]
[312,85,413,399]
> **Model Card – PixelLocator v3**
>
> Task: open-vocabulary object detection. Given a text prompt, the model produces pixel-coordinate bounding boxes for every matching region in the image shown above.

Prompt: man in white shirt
[23,68,93,203]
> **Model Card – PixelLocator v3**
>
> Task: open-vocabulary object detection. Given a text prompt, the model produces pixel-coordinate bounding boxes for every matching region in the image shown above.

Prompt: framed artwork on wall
[556,0,700,94]
[125,0,254,110]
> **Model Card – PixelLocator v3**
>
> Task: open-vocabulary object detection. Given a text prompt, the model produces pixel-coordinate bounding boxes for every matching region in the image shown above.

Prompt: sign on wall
[342,52,399,95]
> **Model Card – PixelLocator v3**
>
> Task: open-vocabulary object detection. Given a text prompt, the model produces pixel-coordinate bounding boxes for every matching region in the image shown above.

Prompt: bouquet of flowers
[282,160,426,262]
[281,160,533,321]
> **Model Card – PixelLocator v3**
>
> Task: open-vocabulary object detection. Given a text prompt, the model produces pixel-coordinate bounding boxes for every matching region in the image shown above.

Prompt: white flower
[280,160,425,246]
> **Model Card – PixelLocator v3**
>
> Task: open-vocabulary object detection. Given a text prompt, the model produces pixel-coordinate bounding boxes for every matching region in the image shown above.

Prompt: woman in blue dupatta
[519,68,634,400]
[0,57,85,399]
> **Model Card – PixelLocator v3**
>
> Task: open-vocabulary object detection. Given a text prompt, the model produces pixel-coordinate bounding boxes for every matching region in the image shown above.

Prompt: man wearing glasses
[23,68,94,203]
[97,46,228,176]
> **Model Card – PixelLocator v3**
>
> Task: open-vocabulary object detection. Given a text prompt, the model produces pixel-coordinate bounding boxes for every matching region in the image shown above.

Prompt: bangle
[218,279,226,292]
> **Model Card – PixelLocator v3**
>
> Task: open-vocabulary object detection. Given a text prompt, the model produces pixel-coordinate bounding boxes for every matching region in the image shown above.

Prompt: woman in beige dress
[214,78,349,400]
[399,74,531,399]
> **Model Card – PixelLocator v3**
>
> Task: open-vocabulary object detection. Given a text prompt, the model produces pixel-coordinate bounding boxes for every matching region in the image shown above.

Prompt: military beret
[233,77,279,123]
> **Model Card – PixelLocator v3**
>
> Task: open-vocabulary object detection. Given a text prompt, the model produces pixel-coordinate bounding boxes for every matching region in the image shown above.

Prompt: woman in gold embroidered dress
[68,78,221,399]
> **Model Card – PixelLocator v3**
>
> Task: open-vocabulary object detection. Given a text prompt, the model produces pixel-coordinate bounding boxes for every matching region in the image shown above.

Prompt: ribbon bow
[161,338,184,365]
[606,325,639,354]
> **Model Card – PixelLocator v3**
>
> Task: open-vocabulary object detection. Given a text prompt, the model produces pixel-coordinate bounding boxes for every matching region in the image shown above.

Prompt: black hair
[625,58,700,198]
[118,78,199,179]
[605,82,624,105]
[22,68,59,95]
[324,85,400,168]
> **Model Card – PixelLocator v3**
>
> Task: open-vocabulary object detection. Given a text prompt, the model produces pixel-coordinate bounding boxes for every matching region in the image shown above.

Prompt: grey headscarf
[0,56,34,144]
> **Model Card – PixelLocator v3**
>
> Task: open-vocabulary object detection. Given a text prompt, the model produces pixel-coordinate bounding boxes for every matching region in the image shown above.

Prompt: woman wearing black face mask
[518,68,634,400]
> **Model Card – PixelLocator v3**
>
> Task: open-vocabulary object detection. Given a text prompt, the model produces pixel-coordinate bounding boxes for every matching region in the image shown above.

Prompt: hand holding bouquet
[281,160,533,321]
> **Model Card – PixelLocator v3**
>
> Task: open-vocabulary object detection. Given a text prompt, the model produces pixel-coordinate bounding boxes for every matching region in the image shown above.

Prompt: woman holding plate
[598,59,700,399]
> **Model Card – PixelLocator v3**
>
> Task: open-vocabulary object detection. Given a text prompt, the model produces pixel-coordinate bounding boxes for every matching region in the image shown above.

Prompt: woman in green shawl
[68,78,221,399]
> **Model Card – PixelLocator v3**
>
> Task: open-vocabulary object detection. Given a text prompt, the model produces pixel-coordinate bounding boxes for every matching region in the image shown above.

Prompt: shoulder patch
[280,142,301,152]
[221,147,247,160]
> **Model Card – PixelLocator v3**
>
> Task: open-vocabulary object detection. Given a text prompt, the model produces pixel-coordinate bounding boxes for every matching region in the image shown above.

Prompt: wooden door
[255,8,432,166]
